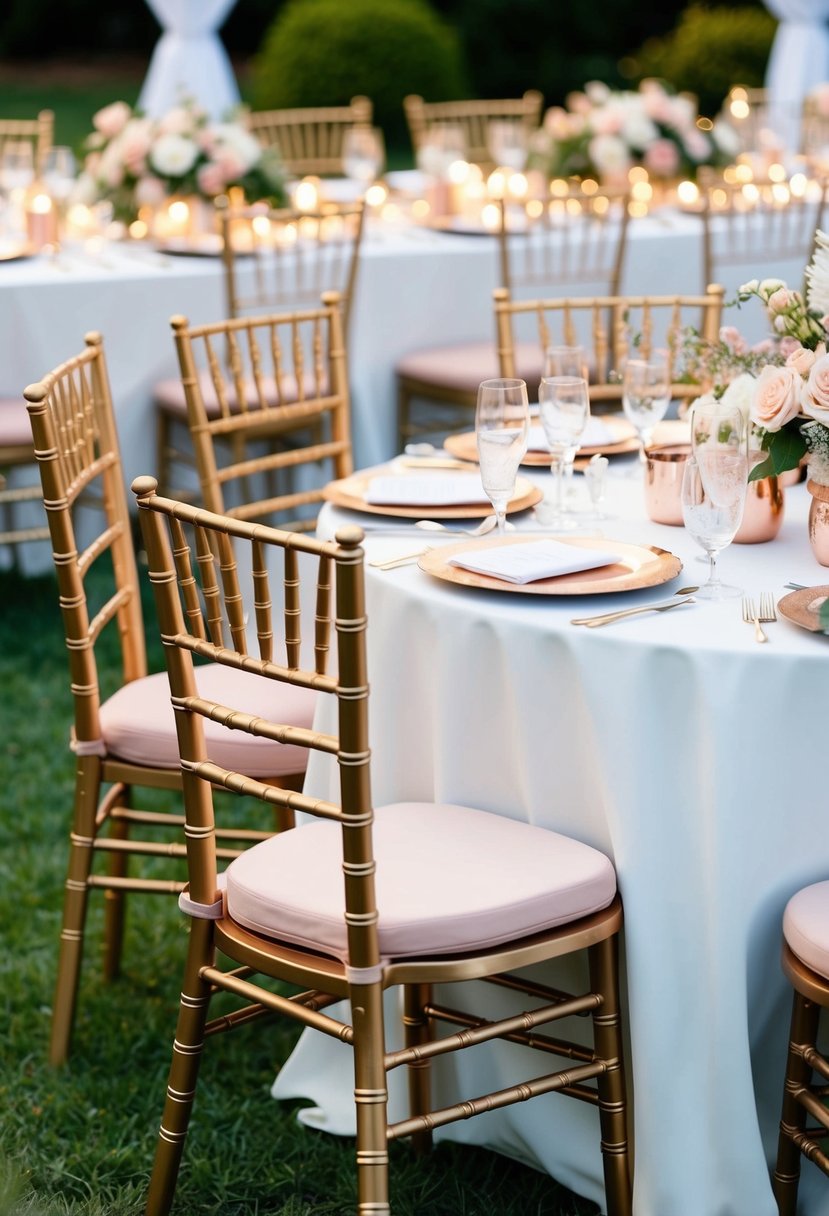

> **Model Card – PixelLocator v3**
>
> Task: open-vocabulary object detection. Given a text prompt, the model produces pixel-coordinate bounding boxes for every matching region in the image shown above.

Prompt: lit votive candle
[26,192,57,248]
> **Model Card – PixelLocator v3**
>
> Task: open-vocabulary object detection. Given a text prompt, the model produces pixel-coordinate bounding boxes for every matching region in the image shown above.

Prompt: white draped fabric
[764,0,829,149]
[139,0,240,120]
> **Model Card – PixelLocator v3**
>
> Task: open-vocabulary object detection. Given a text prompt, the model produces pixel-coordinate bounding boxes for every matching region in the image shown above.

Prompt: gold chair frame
[493,284,726,408]
[168,292,352,531]
[404,91,543,167]
[248,96,373,177]
[133,477,632,1216]
[773,945,829,1213]
[0,108,53,173]
[24,334,300,1067]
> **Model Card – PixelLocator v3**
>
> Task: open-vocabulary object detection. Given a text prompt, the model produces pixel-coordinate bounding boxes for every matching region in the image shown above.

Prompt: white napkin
[364,472,490,506]
[527,417,616,452]
[447,539,618,584]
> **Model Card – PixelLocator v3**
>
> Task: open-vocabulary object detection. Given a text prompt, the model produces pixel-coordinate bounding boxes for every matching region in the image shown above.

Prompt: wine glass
[622,352,670,467]
[487,121,528,171]
[681,442,748,600]
[42,146,77,204]
[1,140,34,192]
[342,126,385,189]
[475,378,530,535]
[545,344,589,380]
[537,376,590,526]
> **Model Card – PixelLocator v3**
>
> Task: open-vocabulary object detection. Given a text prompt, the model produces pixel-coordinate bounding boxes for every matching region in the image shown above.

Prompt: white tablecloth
[273,463,829,1216]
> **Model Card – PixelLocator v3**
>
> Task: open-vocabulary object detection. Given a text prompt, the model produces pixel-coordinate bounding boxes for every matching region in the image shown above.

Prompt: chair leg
[403,982,433,1155]
[102,790,131,981]
[49,759,101,1066]
[588,936,633,1216]
[146,916,215,1216]
[350,981,391,1216]
[773,989,821,1216]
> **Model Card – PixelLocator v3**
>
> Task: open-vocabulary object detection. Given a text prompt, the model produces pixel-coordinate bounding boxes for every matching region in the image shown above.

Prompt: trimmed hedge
[252,0,468,146]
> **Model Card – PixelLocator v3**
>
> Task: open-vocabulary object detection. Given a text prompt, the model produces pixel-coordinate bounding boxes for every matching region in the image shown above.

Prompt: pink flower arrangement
[73,97,286,222]
[527,78,738,183]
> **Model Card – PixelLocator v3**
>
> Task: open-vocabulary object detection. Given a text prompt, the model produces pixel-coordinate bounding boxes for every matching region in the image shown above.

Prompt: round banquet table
[272,458,829,1216]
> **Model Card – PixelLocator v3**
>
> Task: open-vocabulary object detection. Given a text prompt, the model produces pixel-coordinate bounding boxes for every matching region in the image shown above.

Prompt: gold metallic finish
[135,482,632,1216]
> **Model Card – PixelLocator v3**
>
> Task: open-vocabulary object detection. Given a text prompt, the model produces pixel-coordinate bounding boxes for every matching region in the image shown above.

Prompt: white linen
[276,473,829,1216]
[763,0,829,151]
[447,538,617,583]
[363,471,488,506]
[139,0,240,120]
[528,417,615,451]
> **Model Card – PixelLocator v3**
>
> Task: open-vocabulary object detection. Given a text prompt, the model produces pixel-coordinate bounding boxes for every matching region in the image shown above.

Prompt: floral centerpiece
[72,98,287,223]
[527,78,738,183]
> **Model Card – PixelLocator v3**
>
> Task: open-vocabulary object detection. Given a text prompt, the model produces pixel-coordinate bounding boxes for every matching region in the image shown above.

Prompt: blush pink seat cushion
[154,369,329,418]
[395,342,545,394]
[225,802,616,960]
[784,880,829,981]
[0,397,34,448]
[98,664,316,777]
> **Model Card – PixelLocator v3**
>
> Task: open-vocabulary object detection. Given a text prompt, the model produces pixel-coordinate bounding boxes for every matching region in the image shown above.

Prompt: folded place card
[364,472,490,506]
[447,539,618,584]
[527,417,616,452]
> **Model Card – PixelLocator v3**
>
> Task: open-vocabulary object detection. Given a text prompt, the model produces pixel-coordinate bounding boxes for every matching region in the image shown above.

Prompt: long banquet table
[269,460,829,1216]
[0,202,808,549]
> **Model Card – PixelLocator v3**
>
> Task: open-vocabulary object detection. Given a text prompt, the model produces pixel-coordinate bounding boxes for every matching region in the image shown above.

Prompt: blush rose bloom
[93,101,131,139]
[750,364,803,431]
[802,353,829,425]
[197,161,227,197]
[786,344,818,377]
[643,138,680,177]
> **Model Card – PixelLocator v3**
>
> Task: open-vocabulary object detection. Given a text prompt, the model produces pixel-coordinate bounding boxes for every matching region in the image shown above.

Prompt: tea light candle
[26,191,57,248]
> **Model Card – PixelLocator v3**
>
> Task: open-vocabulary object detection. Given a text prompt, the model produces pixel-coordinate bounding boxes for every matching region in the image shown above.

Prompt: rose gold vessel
[643,443,691,525]
[735,473,784,544]
[808,479,829,566]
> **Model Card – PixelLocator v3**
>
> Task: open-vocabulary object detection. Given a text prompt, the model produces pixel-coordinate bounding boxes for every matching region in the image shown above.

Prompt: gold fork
[742,595,768,644]
[759,592,778,625]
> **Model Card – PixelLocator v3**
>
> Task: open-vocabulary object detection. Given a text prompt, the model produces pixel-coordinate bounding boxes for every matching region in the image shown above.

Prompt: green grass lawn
[0,560,597,1216]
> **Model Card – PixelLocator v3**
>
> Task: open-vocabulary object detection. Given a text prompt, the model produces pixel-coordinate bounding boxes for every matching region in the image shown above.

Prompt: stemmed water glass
[487,121,528,171]
[475,378,530,535]
[622,352,670,468]
[342,126,385,189]
[537,375,590,527]
[681,401,748,599]
[545,344,588,380]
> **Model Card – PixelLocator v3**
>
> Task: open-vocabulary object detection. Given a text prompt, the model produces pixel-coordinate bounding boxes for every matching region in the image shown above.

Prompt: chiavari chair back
[248,96,373,177]
[0,108,53,174]
[404,91,543,168]
[24,333,310,1067]
[168,293,352,531]
[493,284,726,408]
[698,173,828,290]
[396,185,630,444]
[133,474,632,1216]
[801,94,829,162]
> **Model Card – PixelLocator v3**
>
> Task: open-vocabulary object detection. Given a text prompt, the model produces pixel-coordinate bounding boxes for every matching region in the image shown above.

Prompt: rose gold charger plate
[444,415,639,469]
[0,242,38,263]
[418,534,683,595]
[777,586,829,634]
[322,466,542,519]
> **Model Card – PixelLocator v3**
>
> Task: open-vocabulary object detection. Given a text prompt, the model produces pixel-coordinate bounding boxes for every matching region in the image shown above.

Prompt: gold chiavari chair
[166,293,351,532]
[493,284,726,410]
[773,881,829,1213]
[24,333,314,1067]
[396,187,630,443]
[155,201,364,502]
[801,94,829,162]
[133,474,633,1216]
[0,108,53,173]
[248,96,373,177]
[698,174,828,290]
[403,91,543,168]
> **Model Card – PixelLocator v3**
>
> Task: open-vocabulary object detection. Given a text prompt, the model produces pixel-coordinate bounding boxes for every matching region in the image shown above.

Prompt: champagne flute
[537,375,590,526]
[681,446,748,599]
[622,352,670,468]
[475,378,530,535]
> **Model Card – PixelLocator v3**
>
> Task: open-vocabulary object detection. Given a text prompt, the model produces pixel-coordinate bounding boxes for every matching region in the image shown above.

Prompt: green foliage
[628,4,777,117]
[251,0,468,146]
[749,427,808,481]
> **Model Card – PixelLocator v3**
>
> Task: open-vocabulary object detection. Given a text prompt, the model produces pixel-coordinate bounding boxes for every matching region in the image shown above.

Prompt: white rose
[739,279,760,295]
[720,373,756,422]
[149,134,199,178]
[587,134,631,175]
[211,124,262,173]
[759,277,786,299]
[621,111,659,150]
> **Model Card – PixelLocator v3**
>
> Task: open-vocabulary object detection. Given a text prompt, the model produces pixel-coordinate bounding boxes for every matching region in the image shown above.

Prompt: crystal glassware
[681,447,748,599]
[537,375,590,527]
[544,344,588,381]
[342,126,385,188]
[487,121,528,171]
[622,352,670,467]
[475,378,530,535]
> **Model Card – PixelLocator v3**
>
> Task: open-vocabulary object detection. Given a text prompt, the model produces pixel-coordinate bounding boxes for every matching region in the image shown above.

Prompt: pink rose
[643,138,680,177]
[802,353,829,425]
[768,287,796,314]
[215,147,245,182]
[719,326,746,354]
[197,161,227,197]
[93,101,131,140]
[786,344,817,377]
[750,364,803,431]
[776,336,802,358]
[120,119,153,175]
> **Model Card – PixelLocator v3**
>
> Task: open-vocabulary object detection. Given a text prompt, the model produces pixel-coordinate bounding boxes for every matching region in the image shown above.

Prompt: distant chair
[404,91,543,168]
[0,108,53,173]
[801,93,829,162]
[396,187,630,444]
[698,174,827,290]
[248,97,373,177]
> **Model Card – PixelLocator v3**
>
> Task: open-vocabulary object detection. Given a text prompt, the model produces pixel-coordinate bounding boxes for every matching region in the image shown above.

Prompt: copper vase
[808,479,829,566]
[734,473,784,544]
[643,443,690,525]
